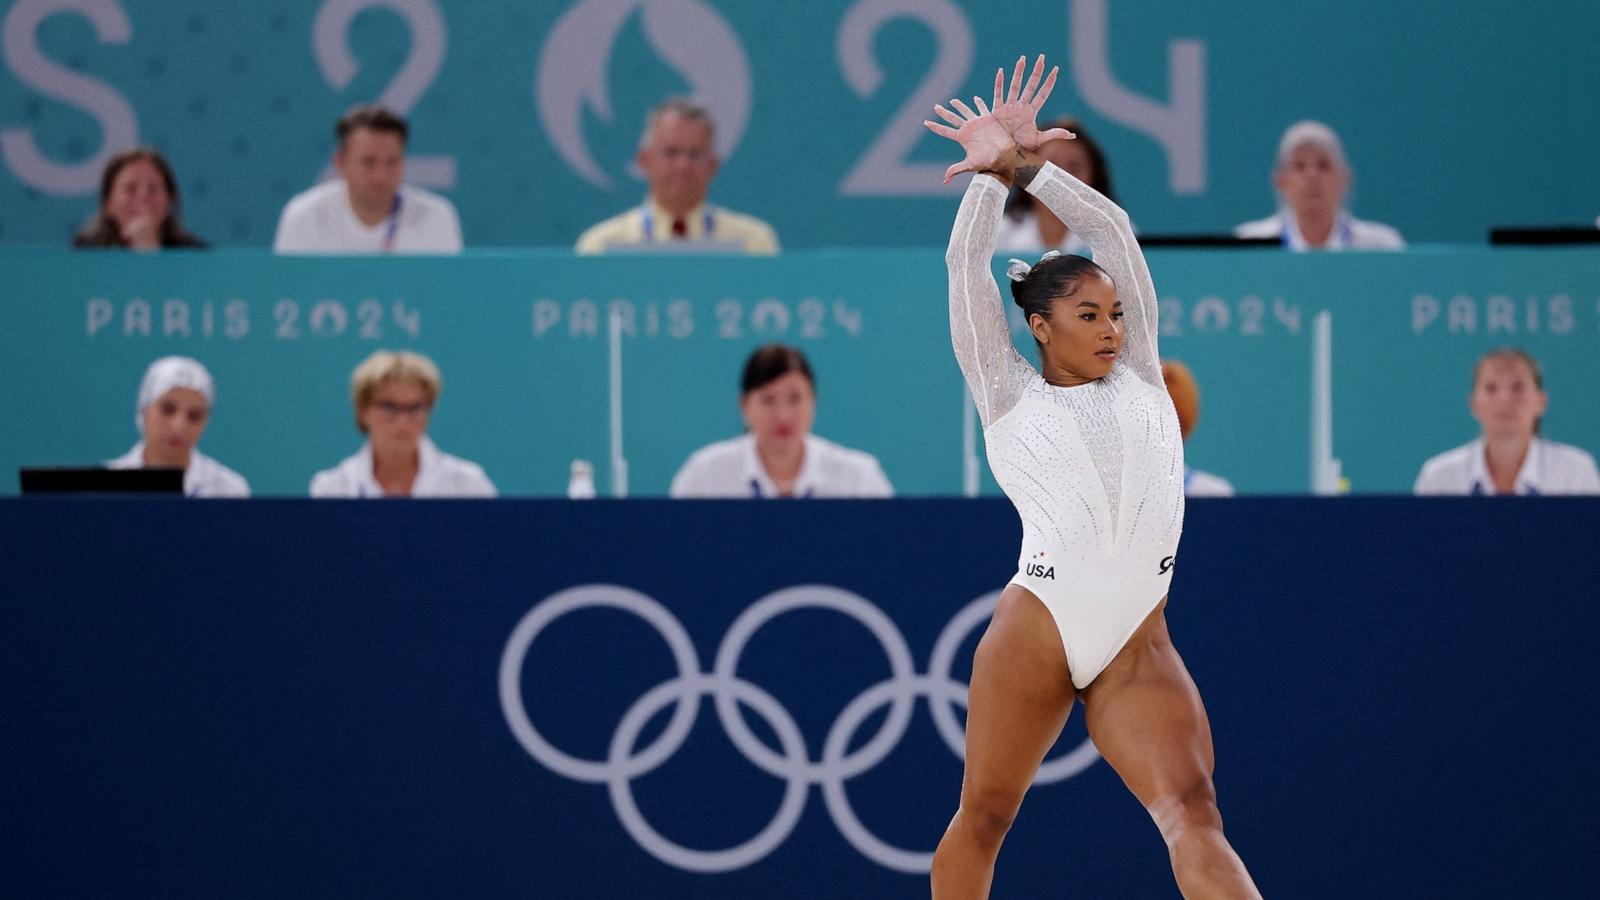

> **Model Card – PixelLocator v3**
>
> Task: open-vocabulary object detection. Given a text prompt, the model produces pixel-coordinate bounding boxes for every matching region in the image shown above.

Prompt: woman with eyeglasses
[310,350,496,498]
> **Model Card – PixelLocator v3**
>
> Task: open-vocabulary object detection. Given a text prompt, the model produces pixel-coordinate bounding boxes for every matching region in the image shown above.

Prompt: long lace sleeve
[1023,163,1163,390]
[947,174,1036,428]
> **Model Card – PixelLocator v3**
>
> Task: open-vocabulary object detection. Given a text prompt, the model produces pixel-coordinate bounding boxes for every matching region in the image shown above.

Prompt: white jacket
[1234,210,1404,251]
[310,436,496,498]
[1414,438,1600,496]
[274,181,463,254]
[106,443,250,497]
[670,433,893,498]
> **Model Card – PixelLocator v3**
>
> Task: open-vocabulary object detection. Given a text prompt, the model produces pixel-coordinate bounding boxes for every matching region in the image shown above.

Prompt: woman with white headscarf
[105,356,250,497]
[1235,120,1404,251]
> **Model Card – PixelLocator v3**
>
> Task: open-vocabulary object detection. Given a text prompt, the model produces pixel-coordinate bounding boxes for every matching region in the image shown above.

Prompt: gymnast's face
[1031,271,1124,385]
[740,371,815,449]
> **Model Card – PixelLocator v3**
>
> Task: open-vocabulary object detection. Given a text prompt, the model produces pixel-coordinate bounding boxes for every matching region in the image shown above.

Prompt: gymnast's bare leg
[930,592,1261,899]
[1081,600,1262,898]
[930,585,1074,899]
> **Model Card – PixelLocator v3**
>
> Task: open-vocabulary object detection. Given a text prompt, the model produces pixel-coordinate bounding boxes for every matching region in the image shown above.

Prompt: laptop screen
[19,467,185,495]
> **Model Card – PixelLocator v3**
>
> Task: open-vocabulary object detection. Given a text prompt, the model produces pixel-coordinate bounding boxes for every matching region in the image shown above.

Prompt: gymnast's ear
[1029,311,1052,346]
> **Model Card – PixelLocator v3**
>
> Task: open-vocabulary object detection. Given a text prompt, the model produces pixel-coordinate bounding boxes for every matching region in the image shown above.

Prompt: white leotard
[947,165,1184,688]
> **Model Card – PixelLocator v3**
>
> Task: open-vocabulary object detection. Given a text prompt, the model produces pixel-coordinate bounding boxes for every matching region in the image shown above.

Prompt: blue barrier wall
[2,0,1598,247]
[2,497,1598,898]
[3,248,1599,496]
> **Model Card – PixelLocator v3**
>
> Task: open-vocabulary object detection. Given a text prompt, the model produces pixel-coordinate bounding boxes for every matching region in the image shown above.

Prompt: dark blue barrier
[2,498,1597,898]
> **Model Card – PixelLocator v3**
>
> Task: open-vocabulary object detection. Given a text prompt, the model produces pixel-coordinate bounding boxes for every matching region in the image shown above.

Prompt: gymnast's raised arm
[986,78,1163,390]
[941,167,1034,429]
[924,64,1076,427]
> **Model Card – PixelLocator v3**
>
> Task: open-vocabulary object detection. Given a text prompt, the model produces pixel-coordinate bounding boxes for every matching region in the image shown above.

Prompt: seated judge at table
[1414,348,1599,496]
[1235,120,1404,251]
[106,357,248,496]
[310,350,495,498]
[575,98,779,255]
[671,344,892,498]
[274,105,462,254]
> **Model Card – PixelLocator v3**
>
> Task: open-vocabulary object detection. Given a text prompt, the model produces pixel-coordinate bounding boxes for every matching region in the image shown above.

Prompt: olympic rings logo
[498,583,1099,874]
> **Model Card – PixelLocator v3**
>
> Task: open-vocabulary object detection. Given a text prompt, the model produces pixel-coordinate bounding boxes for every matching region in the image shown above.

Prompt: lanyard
[748,478,813,499]
[381,193,403,252]
[641,205,715,241]
[1471,441,1541,495]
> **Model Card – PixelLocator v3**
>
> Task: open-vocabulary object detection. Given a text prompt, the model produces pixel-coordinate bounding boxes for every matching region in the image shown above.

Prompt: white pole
[609,305,628,498]
[962,388,979,497]
[1309,310,1339,495]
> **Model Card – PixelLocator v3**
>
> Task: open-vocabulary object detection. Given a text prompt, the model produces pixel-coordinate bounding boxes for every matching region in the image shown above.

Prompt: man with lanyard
[274,105,463,254]
[575,98,779,255]
[1234,120,1404,252]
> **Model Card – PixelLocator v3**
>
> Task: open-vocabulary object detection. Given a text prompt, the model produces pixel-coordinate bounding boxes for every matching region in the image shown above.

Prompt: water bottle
[567,459,596,499]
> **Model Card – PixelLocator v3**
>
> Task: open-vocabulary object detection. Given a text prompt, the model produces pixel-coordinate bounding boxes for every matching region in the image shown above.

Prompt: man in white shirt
[575,98,779,255]
[1235,120,1403,252]
[274,105,462,254]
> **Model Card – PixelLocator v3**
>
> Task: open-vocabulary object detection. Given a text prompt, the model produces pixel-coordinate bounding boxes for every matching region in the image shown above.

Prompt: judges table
[2,497,1597,898]
[1,246,1598,496]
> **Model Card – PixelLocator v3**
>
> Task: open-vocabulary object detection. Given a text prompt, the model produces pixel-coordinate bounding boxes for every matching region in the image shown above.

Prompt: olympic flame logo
[499,584,1099,874]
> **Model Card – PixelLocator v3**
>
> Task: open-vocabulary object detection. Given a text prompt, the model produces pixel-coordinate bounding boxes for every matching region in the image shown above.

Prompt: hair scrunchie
[1006,249,1063,282]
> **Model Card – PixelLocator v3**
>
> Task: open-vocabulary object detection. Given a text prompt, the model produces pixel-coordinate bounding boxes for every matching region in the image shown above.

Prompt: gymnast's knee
[1145,777,1223,847]
[959,788,1024,850]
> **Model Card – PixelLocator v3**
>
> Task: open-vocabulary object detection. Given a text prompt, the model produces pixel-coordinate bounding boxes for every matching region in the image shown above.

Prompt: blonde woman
[310,350,495,497]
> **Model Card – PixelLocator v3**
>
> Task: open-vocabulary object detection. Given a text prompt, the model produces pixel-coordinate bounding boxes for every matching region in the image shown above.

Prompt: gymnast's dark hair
[1010,254,1111,334]
[741,343,815,395]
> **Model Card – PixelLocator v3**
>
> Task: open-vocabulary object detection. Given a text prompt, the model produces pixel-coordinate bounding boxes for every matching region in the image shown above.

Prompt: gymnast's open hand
[923,53,1076,184]
[989,55,1076,151]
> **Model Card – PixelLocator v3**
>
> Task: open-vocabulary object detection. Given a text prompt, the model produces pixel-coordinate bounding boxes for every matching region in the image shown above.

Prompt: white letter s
[2,0,138,195]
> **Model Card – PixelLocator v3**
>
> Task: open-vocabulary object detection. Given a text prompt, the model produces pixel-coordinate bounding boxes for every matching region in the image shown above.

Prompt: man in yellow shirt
[575,98,779,255]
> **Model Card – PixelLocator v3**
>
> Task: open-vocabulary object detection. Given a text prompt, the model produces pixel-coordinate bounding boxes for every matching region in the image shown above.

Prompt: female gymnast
[923,56,1261,899]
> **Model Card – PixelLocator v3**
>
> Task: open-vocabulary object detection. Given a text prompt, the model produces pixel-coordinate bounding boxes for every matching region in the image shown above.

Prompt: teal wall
[2,0,1597,248]
[2,247,1597,496]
